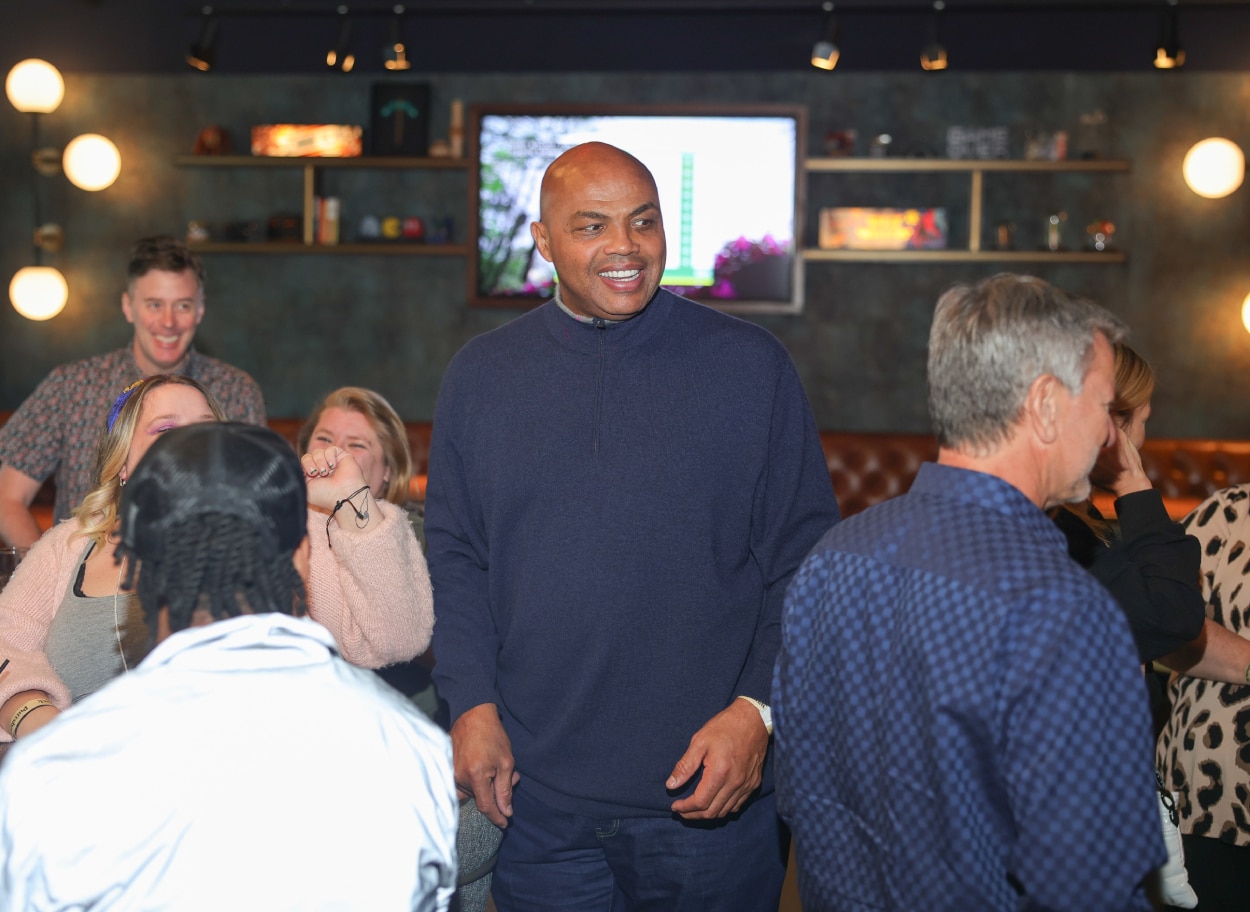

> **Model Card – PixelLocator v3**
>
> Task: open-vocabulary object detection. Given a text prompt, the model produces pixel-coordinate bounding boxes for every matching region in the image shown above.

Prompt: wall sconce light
[326,6,356,73]
[384,5,412,71]
[1183,138,1244,198]
[187,6,219,72]
[811,2,840,71]
[62,134,122,191]
[1153,0,1185,69]
[920,1,949,72]
[1240,292,1250,335]
[5,58,64,113]
[5,58,122,319]
[9,267,69,322]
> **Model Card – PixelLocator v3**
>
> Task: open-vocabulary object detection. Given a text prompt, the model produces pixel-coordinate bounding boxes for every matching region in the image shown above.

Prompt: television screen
[470,105,805,314]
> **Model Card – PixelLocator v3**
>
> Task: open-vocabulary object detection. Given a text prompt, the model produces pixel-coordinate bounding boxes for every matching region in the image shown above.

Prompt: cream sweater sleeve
[0,521,85,737]
[304,500,433,669]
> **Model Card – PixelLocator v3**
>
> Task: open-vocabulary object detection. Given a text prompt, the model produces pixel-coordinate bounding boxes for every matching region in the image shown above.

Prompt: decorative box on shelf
[818,208,948,251]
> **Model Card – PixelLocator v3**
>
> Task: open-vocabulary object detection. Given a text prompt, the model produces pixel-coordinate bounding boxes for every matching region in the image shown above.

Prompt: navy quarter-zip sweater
[426,289,840,817]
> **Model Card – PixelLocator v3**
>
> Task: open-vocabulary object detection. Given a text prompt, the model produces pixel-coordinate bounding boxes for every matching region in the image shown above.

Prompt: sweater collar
[540,287,674,354]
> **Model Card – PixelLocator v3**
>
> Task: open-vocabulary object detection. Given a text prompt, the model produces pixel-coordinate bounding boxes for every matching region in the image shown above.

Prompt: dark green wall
[3,71,1248,436]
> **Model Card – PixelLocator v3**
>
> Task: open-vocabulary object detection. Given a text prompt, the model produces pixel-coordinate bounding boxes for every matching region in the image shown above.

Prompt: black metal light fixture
[326,5,355,72]
[186,6,218,72]
[1153,0,1185,69]
[811,1,840,71]
[383,4,411,71]
[920,0,948,72]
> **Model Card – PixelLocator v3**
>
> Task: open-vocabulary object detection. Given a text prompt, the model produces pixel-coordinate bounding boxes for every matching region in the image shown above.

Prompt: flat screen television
[468,104,806,314]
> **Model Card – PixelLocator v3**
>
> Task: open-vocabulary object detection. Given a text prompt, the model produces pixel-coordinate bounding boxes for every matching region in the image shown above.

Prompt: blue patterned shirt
[774,462,1164,911]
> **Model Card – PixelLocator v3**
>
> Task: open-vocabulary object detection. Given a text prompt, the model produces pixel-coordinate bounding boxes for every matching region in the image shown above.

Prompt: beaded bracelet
[326,484,372,547]
[10,698,52,737]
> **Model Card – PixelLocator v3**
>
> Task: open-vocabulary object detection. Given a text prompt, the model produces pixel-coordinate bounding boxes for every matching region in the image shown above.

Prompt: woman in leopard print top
[1157,486,1250,911]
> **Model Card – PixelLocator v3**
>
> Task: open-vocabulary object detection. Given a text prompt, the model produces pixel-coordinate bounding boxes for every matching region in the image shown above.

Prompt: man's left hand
[666,698,769,820]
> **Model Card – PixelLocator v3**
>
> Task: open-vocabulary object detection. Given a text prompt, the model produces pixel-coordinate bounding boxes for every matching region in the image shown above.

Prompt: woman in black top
[1052,342,1205,663]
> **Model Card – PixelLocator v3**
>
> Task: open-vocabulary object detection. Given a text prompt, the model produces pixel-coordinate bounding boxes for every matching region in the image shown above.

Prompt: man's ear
[530,220,553,264]
[1024,373,1062,446]
[121,291,135,325]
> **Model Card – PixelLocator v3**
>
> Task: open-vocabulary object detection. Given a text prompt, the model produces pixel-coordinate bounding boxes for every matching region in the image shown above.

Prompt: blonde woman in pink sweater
[0,375,433,742]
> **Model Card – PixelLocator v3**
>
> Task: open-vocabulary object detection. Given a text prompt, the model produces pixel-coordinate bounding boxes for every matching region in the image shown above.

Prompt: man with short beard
[775,274,1165,911]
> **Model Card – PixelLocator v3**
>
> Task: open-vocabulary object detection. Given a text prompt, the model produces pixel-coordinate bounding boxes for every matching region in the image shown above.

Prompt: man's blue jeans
[491,785,789,911]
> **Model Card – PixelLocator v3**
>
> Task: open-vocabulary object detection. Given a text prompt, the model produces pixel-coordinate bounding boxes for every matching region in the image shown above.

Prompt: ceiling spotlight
[383,5,412,71]
[811,2,840,71]
[1154,0,1185,69]
[920,0,949,72]
[326,6,355,73]
[187,6,218,72]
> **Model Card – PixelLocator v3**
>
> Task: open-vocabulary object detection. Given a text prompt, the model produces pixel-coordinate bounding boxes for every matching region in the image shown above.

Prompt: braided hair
[115,423,310,641]
[122,513,306,637]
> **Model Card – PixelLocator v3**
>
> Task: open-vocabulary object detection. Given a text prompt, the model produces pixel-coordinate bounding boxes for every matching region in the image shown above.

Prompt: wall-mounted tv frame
[468,103,807,315]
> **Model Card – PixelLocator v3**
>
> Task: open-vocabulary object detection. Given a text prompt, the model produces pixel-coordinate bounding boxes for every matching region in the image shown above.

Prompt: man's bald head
[538,142,659,222]
[530,141,667,322]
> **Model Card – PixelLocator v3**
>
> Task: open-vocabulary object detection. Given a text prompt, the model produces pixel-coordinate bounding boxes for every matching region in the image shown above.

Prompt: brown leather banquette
[4,410,1250,531]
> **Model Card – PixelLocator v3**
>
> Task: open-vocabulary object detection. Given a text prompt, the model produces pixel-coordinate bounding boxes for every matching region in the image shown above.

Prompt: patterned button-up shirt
[0,346,265,521]
[774,461,1164,911]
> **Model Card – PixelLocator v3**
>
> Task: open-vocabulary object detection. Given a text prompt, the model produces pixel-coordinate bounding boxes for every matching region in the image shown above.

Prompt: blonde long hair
[1055,341,1156,543]
[75,375,227,547]
[297,387,413,506]
[1110,342,1155,428]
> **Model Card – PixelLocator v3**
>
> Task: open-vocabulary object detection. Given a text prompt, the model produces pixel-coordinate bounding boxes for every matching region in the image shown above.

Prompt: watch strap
[737,695,773,736]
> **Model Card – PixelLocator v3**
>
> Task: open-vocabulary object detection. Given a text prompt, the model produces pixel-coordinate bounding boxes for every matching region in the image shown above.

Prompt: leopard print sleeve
[1158,485,1250,846]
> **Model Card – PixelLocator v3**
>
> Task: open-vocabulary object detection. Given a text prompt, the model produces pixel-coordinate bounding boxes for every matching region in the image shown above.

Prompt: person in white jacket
[0,422,457,912]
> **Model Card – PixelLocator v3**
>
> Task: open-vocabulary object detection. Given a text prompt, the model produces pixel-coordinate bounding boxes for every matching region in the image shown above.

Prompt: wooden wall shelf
[186,241,471,256]
[175,155,469,252]
[802,249,1127,264]
[803,157,1132,263]
[804,158,1132,173]
[173,155,469,170]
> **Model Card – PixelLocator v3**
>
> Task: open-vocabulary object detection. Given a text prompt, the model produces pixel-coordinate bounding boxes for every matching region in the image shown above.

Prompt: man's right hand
[450,702,519,828]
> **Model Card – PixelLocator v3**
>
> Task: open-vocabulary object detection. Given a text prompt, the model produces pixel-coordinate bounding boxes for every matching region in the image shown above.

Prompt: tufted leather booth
[1128,437,1250,520]
[817,432,1250,520]
[817,432,1250,521]
[819,432,938,519]
[6,410,1250,530]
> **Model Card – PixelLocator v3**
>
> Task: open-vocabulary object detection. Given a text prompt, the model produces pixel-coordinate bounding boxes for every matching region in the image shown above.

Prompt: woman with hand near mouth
[0,375,432,743]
